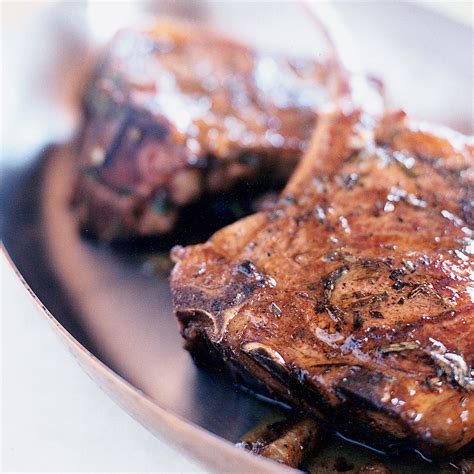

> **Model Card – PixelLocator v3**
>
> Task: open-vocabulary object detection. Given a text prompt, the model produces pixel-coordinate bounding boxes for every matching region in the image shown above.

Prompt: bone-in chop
[171,106,473,457]
[72,20,340,241]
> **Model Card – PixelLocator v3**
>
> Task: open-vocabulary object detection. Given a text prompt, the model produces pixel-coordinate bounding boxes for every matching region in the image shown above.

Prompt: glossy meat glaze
[72,20,336,240]
[171,107,474,456]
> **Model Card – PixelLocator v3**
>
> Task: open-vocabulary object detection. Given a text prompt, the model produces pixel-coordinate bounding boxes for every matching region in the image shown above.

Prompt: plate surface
[2,2,473,472]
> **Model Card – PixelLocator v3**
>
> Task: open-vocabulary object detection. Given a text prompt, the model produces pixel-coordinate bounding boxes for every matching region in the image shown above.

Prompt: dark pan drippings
[237,412,473,473]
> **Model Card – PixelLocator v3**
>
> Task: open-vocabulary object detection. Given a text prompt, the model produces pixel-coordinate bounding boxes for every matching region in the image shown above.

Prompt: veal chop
[72,20,338,241]
[171,107,474,456]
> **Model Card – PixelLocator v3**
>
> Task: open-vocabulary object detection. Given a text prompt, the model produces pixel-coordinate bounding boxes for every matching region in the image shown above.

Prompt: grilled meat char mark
[72,20,339,241]
[172,108,474,456]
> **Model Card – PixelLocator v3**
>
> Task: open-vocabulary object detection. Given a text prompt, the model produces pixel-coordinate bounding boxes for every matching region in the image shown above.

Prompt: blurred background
[2,0,473,164]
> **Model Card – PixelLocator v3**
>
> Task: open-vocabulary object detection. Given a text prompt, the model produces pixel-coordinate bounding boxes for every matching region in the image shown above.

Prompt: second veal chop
[171,107,474,456]
[72,20,338,241]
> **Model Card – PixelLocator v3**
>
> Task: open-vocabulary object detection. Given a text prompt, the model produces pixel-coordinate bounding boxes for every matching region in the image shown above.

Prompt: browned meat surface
[171,107,474,457]
[72,20,338,240]
[238,417,320,468]
[358,463,392,474]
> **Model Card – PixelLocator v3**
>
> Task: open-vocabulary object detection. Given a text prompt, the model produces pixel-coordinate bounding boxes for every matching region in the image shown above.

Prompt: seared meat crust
[238,417,321,467]
[171,107,474,456]
[72,20,335,240]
